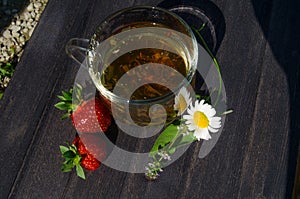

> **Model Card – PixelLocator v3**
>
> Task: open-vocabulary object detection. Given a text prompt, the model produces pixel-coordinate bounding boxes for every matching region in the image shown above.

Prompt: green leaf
[61,163,73,172]
[73,155,81,165]
[62,90,72,100]
[61,113,71,120]
[10,47,15,54]
[62,151,76,159]
[70,144,78,153]
[57,95,67,101]
[169,147,176,154]
[0,92,3,100]
[61,160,74,172]
[0,68,4,74]
[59,145,69,154]
[180,132,197,145]
[150,124,179,156]
[76,165,85,179]
[54,102,72,110]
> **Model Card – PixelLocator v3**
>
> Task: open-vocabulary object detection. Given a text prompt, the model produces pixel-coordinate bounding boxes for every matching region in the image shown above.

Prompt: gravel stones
[0,0,48,90]
[0,0,48,63]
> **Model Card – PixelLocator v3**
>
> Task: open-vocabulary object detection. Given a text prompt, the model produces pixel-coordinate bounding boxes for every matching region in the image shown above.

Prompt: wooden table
[1,0,299,198]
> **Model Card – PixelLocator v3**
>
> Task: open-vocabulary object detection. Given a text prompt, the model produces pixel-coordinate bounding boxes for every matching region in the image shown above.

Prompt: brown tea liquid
[101,48,187,100]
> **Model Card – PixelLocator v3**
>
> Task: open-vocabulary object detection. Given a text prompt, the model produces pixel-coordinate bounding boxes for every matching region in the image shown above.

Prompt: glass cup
[66,6,198,131]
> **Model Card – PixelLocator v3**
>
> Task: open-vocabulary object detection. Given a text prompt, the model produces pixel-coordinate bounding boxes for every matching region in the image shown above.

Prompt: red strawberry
[55,84,111,133]
[60,134,107,179]
[80,153,100,171]
[73,134,107,167]
[71,98,111,133]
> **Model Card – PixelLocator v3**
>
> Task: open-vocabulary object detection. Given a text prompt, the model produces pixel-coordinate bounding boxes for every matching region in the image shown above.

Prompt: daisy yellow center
[178,94,187,113]
[193,111,209,128]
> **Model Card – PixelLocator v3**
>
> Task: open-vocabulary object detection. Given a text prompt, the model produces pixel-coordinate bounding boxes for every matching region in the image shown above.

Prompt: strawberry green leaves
[55,89,74,119]
[54,84,83,119]
[75,165,85,179]
[60,143,86,180]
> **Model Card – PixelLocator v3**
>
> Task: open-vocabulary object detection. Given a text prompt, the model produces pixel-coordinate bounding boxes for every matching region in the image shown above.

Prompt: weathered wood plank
[0,0,298,198]
[0,0,87,197]
[239,0,300,198]
[0,0,135,198]
[3,0,138,198]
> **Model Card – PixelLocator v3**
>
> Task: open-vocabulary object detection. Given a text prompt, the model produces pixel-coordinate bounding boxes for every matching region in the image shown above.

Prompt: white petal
[187,98,192,106]
[199,99,205,106]
[183,115,192,120]
[207,107,216,117]
[211,116,221,122]
[187,125,196,131]
[185,120,192,125]
[201,106,211,115]
[194,128,211,140]
[186,107,193,115]
[204,103,212,110]
[208,126,219,133]
[210,121,221,128]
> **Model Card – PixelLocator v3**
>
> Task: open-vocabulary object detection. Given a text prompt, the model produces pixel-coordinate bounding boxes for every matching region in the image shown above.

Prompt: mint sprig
[146,123,197,180]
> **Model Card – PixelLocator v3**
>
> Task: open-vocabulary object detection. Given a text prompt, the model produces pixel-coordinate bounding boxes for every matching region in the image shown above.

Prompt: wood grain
[0,0,298,198]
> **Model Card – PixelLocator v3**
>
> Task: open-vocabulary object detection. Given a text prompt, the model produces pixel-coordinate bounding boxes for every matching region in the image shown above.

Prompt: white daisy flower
[183,99,221,140]
[174,87,192,116]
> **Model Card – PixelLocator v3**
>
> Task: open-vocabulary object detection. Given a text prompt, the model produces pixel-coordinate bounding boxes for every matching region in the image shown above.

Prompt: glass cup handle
[65,38,89,65]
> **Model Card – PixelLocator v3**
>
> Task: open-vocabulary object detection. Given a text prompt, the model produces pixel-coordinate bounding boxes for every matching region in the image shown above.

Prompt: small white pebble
[31,21,37,26]
[23,32,30,40]
[11,25,21,33]
[19,36,25,43]
[34,2,42,8]
[27,3,34,12]
[3,30,11,39]
[2,51,8,58]
[15,46,22,52]
[24,12,31,20]
[21,21,26,27]
[12,32,20,38]
[22,28,28,33]
[35,13,41,19]
[31,12,36,18]
[7,40,14,48]
[28,29,34,37]
[3,77,11,87]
